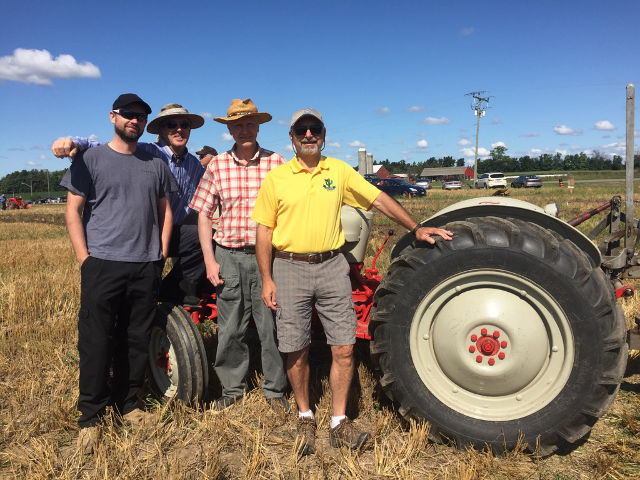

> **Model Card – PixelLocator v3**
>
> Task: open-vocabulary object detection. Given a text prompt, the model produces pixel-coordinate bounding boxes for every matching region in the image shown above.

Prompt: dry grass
[1,188,640,479]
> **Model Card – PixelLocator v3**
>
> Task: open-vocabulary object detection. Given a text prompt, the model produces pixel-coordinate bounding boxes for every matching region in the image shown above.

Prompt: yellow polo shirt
[252,156,381,253]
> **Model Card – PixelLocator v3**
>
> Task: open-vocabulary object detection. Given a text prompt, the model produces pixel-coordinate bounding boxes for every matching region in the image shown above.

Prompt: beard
[114,123,143,142]
[298,142,320,155]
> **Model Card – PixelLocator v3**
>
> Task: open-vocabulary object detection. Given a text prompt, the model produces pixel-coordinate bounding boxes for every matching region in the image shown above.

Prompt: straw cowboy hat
[147,104,205,134]
[214,98,272,124]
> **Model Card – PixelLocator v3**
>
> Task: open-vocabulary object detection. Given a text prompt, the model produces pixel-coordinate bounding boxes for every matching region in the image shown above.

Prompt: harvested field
[1,186,639,479]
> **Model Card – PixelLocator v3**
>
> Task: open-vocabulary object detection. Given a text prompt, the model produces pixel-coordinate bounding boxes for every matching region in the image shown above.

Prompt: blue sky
[1,0,638,178]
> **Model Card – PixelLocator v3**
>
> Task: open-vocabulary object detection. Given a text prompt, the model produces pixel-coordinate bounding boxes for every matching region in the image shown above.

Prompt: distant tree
[442,156,455,167]
[612,155,623,170]
[456,158,465,167]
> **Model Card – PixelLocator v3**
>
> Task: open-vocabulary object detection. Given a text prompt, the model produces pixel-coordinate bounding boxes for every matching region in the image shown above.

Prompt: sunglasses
[164,120,191,130]
[112,109,148,122]
[292,125,323,136]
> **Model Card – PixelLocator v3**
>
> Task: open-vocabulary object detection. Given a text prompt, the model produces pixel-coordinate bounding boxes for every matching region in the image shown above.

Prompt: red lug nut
[488,358,495,366]
[493,330,500,338]
[470,334,478,342]
[476,355,483,363]
[498,352,506,360]
[500,341,508,348]
[481,328,488,336]
[469,346,476,353]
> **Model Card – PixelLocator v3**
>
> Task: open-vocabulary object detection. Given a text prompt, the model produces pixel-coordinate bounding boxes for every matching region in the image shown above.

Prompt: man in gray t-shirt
[60,93,176,454]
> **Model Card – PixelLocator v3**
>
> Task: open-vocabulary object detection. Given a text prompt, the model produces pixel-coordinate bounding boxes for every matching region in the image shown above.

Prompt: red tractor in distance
[6,196,31,209]
[147,84,638,457]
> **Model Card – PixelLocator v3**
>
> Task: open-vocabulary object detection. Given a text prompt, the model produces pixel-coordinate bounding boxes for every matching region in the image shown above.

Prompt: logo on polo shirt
[322,178,336,191]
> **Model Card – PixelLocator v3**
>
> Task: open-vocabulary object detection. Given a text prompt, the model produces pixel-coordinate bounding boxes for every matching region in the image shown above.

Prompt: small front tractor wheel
[370,216,628,455]
[148,303,209,404]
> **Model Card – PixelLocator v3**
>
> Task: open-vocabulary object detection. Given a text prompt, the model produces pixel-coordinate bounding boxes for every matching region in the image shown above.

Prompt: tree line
[377,147,639,176]
[0,169,66,196]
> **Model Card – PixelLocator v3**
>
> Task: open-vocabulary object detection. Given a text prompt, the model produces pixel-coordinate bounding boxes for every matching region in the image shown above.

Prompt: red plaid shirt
[189,145,285,247]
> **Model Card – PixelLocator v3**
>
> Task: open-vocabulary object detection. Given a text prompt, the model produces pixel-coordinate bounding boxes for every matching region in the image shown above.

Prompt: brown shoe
[77,426,100,454]
[267,396,292,415]
[123,408,154,427]
[329,418,371,450]
[295,417,316,456]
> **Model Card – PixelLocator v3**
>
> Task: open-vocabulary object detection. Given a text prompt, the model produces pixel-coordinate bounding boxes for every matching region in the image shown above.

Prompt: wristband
[411,224,422,236]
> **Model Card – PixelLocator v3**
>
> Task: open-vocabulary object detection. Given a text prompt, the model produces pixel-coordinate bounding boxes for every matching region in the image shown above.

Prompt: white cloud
[460,147,489,157]
[519,132,539,138]
[416,139,428,148]
[284,144,294,151]
[601,142,626,152]
[405,105,425,112]
[457,138,471,146]
[555,149,568,156]
[277,119,289,126]
[26,160,41,166]
[221,133,233,141]
[88,134,99,143]
[553,125,583,135]
[594,120,615,131]
[327,141,341,148]
[529,149,543,155]
[200,112,212,118]
[349,140,365,147]
[376,106,390,114]
[345,154,353,160]
[490,118,502,125]
[491,141,506,149]
[39,154,46,160]
[0,48,101,85]
[460,27,476,36]
[422,116,451,125]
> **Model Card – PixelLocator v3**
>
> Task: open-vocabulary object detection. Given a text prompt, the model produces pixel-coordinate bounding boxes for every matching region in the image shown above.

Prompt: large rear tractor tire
[370,216,628,455]
[148,303,209,404]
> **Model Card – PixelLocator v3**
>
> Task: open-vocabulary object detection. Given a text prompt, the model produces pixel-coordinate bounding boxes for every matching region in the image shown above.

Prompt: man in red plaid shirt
[190,99,288,412]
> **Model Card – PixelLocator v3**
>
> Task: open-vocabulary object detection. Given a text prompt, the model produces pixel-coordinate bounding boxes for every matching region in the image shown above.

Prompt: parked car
[475,172,507,189]
[376,178,426,197]
[414,177,432,189]
[442,179,462,190]
[363,174,381,184]
[511,174,543,188]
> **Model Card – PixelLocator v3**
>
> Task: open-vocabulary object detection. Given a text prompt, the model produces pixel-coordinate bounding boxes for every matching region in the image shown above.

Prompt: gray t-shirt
[60,144,177,262]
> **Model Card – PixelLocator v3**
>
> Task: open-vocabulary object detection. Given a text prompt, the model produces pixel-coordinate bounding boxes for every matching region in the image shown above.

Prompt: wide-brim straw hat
[147,104,205,134]
[214,98,272,124]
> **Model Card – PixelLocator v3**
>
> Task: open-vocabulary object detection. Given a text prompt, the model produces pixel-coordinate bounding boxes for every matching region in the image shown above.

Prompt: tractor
[147,84,638,456]
[6,196,31,209]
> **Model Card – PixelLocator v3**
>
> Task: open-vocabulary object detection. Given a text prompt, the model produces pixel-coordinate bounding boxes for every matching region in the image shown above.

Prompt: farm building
[420,166,474,180]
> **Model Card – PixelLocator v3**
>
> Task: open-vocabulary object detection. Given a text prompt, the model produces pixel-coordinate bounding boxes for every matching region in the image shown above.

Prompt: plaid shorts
[273,253,356,353]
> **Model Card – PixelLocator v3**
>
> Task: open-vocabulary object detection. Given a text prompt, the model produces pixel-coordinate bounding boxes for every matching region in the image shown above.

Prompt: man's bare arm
[256,223,277,311]
[371,192,453,244]
[197,213,223,286]
[65,192,89,264]
[158,196,172,259]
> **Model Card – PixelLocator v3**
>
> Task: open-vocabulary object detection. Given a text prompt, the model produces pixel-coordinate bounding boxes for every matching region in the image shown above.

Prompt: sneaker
[267,396,291,415]
[77,425,100,454]
[211,395,239,411]
[123,408,154,427]
[329,418,371,450]
[294,417,316,456]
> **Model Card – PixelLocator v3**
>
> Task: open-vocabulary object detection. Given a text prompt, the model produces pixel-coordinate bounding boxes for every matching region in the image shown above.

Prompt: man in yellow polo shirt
[253,108,453,455]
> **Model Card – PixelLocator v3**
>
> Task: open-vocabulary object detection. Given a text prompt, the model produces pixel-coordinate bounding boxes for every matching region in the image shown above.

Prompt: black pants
[160,223,205,299]
[77,257,161,427]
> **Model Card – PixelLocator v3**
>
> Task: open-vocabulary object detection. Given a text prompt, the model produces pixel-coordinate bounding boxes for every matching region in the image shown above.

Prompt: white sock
[331,415,347,429]
[298,410,314,419]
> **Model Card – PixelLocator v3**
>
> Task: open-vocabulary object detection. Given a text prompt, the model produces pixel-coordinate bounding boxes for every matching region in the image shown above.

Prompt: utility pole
[21,181,33,200]
[466,91,491,186]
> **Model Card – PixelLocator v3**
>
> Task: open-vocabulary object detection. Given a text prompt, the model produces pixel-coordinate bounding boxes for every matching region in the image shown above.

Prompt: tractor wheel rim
[409,269,574,421]
[148,326,179,398]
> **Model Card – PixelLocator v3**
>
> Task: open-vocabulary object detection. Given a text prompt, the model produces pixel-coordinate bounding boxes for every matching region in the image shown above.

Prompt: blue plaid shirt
[71,137,204,225]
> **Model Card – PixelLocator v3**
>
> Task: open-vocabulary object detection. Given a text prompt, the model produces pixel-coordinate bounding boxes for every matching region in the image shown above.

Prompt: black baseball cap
[112,93,152,114]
